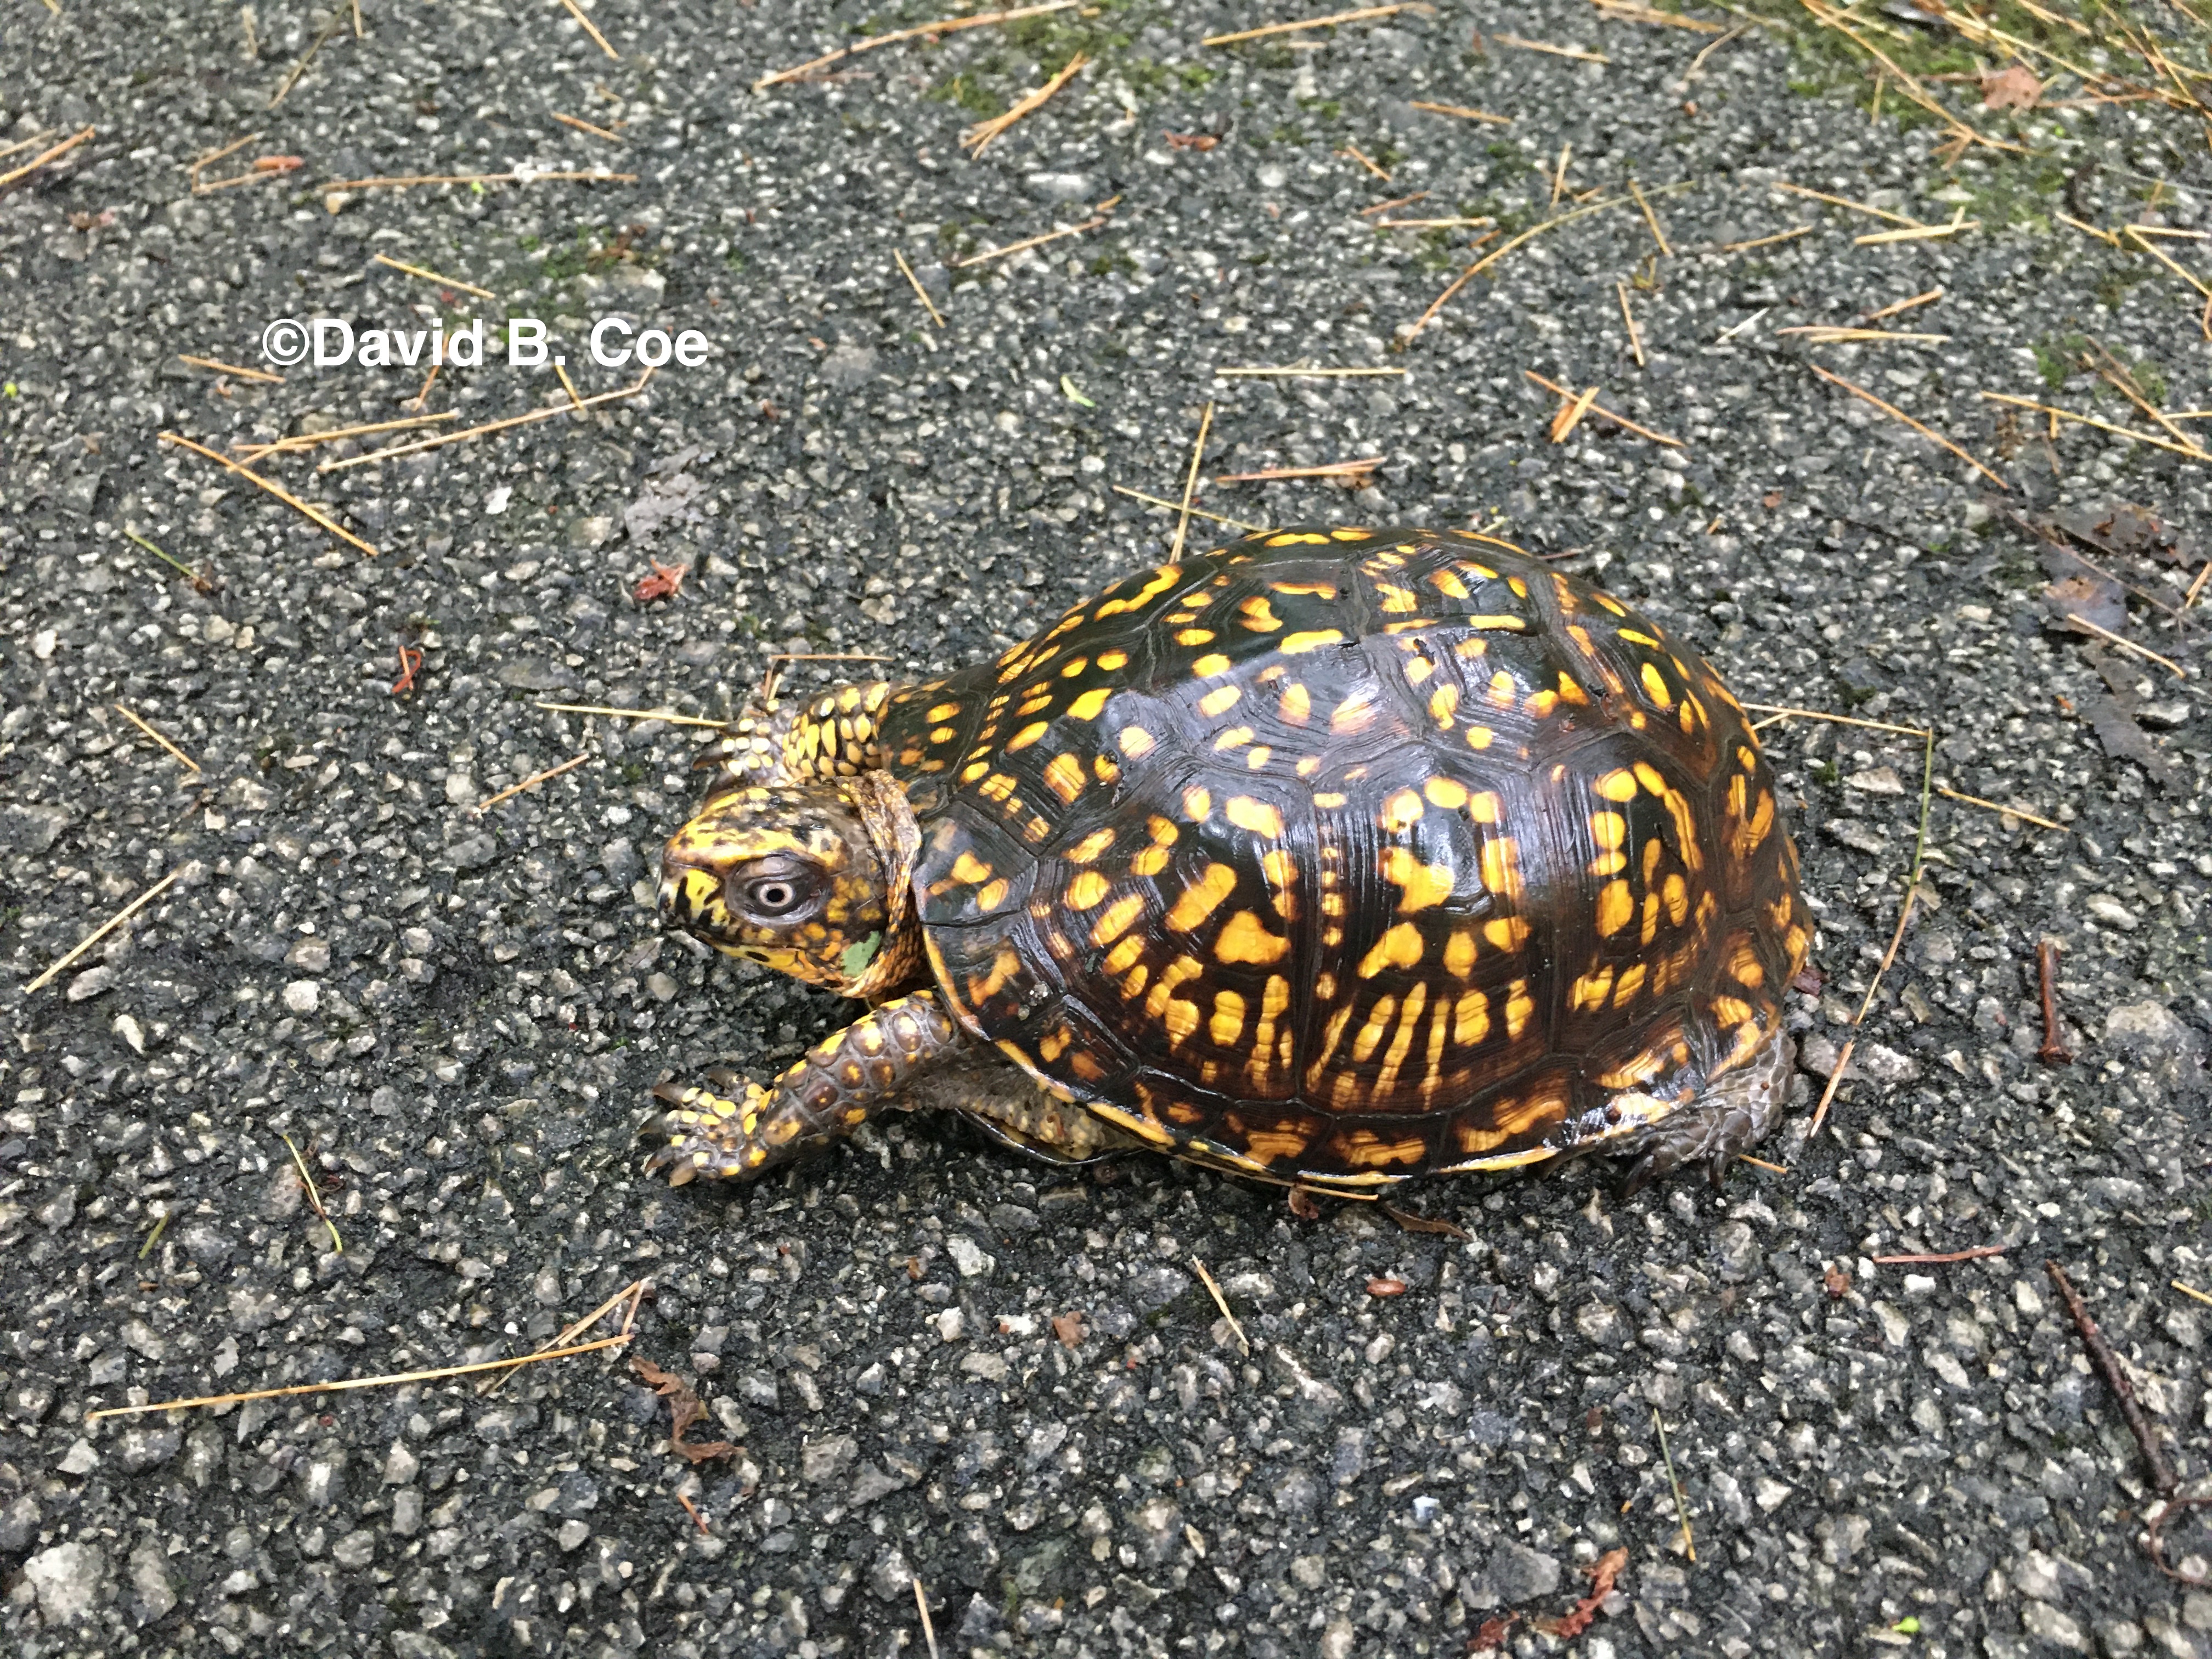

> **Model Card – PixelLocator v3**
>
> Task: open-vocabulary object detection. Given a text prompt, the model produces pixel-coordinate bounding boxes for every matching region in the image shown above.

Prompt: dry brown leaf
[1532,1547,1630,1638]
[1469,1612,1520,1651]
[1979,65,2041,110]
[631,1356,740,1463]
[1051,1311,1088,1350]
[1381,1203,1471,1241]
[1287,1186,1322,1220]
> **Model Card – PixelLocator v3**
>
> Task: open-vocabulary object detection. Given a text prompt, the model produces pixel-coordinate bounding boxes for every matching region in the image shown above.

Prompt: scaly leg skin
[696,680,900,792]
[645,991,967,1184]
[1616,1028,1796,1198]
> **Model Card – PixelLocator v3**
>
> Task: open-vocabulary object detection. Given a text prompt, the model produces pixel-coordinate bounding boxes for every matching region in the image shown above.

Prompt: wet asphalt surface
[3,1,2211,1655]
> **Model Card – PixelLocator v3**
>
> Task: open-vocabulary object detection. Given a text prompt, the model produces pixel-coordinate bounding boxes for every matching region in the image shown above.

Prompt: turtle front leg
[1616,1028,1796,1198]
[645,991,967,1184]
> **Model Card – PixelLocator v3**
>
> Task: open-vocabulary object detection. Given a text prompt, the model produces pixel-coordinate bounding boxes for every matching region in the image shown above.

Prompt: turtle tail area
[1613,1029,1796,1199]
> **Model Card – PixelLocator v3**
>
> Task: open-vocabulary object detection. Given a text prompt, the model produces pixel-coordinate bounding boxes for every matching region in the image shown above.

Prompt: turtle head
[658,778,908,993]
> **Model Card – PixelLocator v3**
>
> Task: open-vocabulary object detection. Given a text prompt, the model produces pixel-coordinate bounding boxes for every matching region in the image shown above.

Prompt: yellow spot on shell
[1165,861,1237,932]
[1330,691,1378,735]
[1428,684,1459,726]
[1104,935,1146,975]
[1478,834,1521,901]
[1313,791,1347,809]
[1278,682,1311,724]
[1193,652,1232,678]
[1214,725,1254,751]
[1591,810,1626,849]
[1429,568,1469,600]
[1042,753,1085,804]
[1351,994,1398,1062]
[1483,916,1528,950]
[1280,629,1346,654]
[1216,910,1289,965]
[1452,989,1488,1046]
[1067,827,1116,864]
[1130,845,1172,877]
[975,878,1008,910]
[1381,789,1424,832]
[1183,786,1212,821]
[1266,532,1331,547]
[1640,662,1674,710]
[952,851,994,884]
[1613,962,1647,1005]
[1443,930,1476,977]
[926,701,962,723]
[1118,726,1156,759]
[1424,777,1470,810]
[1595,769,1638,803]
[1066,687,1112,720]
[1633,761,1667,795]
[1066,870,1112,910]
[1098,649,1129,671]
[1357,921,1426,978]
[1596,879,1633,936]
[1375,583,1418,614]
[1504,980,1534,1039]
[1465,726,1494,751]
[1225,795,1284,838]
[1209,990,1247,1047]
[1381,846,1455,912]
[1176,628,1215,646]
[1091,894,1147,946]
[1199,684,1242,718]
[1006,721,1049,752]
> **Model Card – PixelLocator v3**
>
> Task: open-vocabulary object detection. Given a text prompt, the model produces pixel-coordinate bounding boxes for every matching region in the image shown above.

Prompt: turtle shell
[876,526,1810,1188]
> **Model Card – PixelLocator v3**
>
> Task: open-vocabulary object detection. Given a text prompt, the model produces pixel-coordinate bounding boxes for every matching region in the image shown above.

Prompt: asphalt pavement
[2,1,2209,1656]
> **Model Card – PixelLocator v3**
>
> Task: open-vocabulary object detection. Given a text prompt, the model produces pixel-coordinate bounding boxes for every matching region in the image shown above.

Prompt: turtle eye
[729,854,821,924]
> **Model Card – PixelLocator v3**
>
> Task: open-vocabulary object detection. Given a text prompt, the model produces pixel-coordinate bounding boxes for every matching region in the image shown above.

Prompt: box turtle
[650,525,1810,1195]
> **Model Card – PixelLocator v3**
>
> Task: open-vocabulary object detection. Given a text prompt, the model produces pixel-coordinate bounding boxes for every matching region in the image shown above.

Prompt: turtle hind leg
[898,1057,1141,1167]
[1615,1029,1796,1200]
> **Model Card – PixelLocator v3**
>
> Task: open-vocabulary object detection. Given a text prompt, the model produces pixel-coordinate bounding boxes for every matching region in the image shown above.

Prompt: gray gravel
[3,1,2210,1655]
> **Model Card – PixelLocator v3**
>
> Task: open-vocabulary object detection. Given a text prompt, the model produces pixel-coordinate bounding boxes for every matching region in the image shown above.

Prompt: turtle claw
[641,1077,775,1185]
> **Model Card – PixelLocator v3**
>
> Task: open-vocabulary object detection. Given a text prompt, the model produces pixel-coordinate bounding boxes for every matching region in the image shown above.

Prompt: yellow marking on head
[1356,921,1426,979]
[1380,789,1424,833]
[1066,870,1113,910]
[1280,628,1346,654]
[1091,894,1147,946]
[1198,684,1242,719]
[1225,795,1283,838]
[1215,909,1289,965]
[1381,846,1455,912]
[1210,989,1248,1048]
[1165,861,1237,931]
[1176,628,1215,646]
[1118,726,1156,759]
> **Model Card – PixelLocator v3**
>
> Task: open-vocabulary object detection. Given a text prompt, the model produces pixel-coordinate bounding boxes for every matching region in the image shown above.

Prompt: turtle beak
[657,861,724,932]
